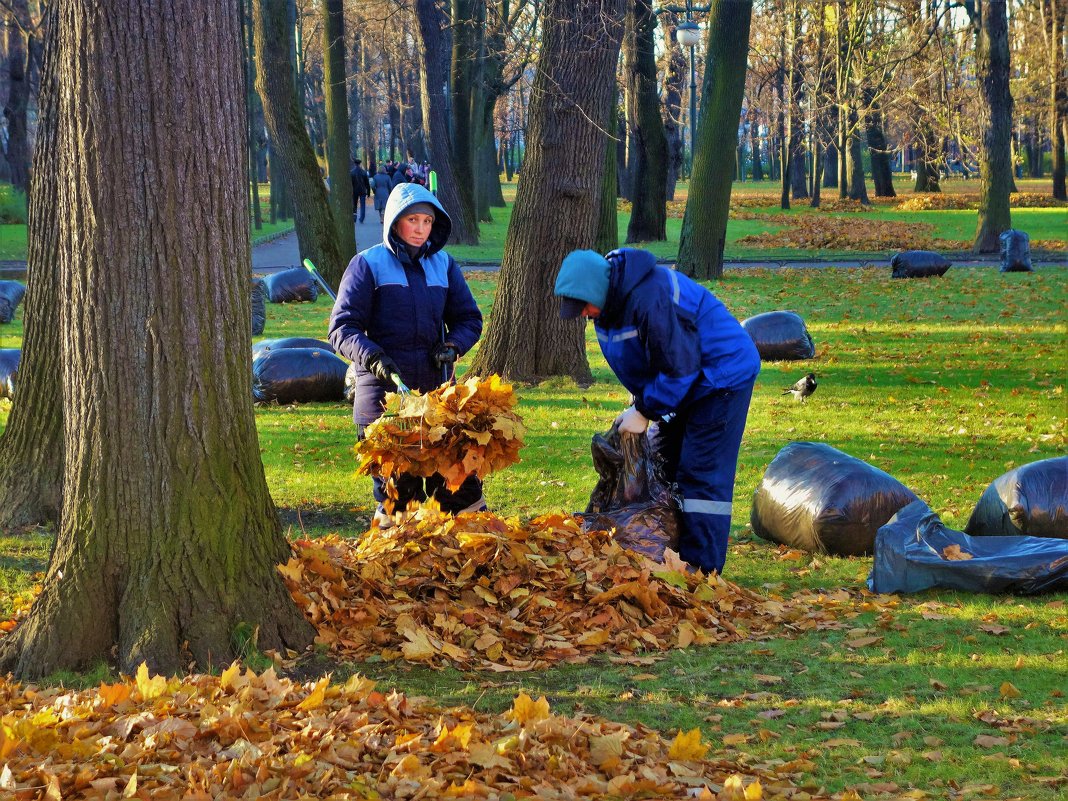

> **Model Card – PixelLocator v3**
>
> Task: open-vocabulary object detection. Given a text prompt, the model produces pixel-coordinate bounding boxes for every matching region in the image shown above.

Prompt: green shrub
[0,184,27,225]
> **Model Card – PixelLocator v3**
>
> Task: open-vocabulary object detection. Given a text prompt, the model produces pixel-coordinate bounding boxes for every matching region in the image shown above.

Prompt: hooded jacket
[329,184,482,425]
[594,248,760,420]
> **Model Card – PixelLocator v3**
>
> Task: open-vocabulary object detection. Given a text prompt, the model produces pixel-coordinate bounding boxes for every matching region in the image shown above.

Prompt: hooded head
[554,250,611,318]
[383,183,451,258]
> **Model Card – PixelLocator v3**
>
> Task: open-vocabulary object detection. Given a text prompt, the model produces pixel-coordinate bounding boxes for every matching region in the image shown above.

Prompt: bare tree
[323,0,356,258]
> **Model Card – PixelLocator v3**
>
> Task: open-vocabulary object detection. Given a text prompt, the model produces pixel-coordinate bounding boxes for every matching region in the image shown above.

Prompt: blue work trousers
[650,381,755,575]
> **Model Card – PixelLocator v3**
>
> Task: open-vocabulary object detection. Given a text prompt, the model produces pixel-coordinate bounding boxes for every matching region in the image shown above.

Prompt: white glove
[617,405,649,434]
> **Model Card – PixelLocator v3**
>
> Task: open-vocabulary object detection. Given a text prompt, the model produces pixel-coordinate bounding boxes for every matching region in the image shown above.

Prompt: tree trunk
[3,0,32,193]
[595,114,619,254]
[414,0,479,244]
[845,105,869,203]
[254,0,344,286]
[0,4,61,530]
[677,0,753,280]
[750,118,763,180]
[617,110,633,201]
[450,0,482,227]
[470,0,625,382]
[0,0,314,680]
[624,0,667,243]
[823,140,838,187]
[323,0,355,261]
[662,29,685,199]
[1045,0,1066,199]
[865,96,896,197]
[786,1,807,201]
[913,119,941,192]
[970,0,1012,253]
[245,0,263,230]
[776,19,789,209]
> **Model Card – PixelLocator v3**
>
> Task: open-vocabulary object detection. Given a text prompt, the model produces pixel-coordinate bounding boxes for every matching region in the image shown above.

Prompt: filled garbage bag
[741,311,815,361]
[964,456,1067,539]
[751,441,919,556]
[253,336,335,360]
[262,267,319,303]
[252,347,347,404]
[251,278,267,336]
[868,500,1068,595]
[580,424,681,563]
[0,280,26,324]
[890,250,951,279]
[0,348,19,399]
[999,229,1033,273]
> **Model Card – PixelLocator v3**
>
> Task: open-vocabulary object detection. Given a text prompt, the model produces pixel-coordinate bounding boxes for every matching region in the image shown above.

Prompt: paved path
[252,213,384,275]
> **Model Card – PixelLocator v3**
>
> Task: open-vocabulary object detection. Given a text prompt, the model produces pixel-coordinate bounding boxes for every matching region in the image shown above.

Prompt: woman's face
[394,212,434,248]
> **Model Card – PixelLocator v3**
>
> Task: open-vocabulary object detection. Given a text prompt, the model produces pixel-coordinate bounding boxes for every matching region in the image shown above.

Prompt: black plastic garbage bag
[252,337,335,360]
[252,347,347,404]
[580,424,682,563]
[251,278,267,336]
[741,311,815,361]
[0,280,26,324]
[751,441,919,556]
[999,229,1033,273]
[0,348,19,399]
[964,456,1067,539]
[890,250,951,279]
[262,267,319,303]
[868,500,1068,595]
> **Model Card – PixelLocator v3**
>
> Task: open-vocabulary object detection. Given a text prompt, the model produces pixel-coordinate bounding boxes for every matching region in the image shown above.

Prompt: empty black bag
[964,456,1067,539]
[581,424,681,563]
[262,267,319,303]
[741,311,815,361]
[251,278,267,336]
[0,280,26,324]
[999,229,1033,272]
[0,348,19,399]
[252,348,347,404]
[890,251,951,279]
[751,441,919,556]
[868,500,1068,595]
[253,337,334,360]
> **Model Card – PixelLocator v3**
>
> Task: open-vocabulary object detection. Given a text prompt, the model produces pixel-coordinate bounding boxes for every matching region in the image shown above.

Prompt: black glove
[367,353,401,386]
[432,341,458,367]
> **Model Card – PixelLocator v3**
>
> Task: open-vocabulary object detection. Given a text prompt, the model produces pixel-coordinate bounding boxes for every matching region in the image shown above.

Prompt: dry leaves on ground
[0,666,859,800]
[356,374,524,492]
[736,215,968,252]
[896,191,1067,211]
[279,507,863,672]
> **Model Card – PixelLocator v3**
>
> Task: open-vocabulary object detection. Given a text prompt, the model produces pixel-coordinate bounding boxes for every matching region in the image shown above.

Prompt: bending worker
[554,248,760,575]
[329,183,485,526]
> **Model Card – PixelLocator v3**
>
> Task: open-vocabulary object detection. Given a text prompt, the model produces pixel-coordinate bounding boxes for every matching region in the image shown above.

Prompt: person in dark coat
[329,183,485,527]
[350,158,371,223]
[554,248,761,575]
[389,162,410,191]
[371,166,392,222]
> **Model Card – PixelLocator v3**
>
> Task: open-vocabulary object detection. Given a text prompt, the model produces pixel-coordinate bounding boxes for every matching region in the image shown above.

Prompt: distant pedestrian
[390,162,409,191]
[371,166,391,222]
[350,158,371,223]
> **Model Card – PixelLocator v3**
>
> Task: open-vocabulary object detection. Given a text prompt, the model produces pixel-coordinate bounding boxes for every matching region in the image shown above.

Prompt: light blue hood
[382,183,451,257]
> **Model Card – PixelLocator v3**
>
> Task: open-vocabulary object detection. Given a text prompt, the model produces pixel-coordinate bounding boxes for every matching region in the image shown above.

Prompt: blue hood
[383,183,451,257]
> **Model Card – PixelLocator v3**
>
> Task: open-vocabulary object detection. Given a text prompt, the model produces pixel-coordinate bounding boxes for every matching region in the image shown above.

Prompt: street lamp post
[664,2,707,179]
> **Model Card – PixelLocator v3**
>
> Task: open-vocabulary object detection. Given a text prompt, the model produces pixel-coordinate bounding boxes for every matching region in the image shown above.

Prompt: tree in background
[323,0,356,258]
[471,0,626,382]
[1,0,44,193]
[253,0,344,286]
[677,0,754,280]
[0,0,313,679]
[1042,0,1066,199]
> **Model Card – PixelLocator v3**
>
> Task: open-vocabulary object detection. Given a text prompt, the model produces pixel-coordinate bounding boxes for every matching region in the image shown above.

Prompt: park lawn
[0,265,1065,798]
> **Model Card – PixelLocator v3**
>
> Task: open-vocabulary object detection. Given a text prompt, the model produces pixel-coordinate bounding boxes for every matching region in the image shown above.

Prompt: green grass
[0,265,1065,798]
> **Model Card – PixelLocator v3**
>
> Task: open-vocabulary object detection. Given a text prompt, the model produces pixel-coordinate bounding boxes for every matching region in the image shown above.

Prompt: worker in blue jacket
[329,183,485,527]
[554,248,760,575]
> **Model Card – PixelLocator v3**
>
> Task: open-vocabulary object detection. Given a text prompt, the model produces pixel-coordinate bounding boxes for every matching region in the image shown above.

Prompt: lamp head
[676,20,701,48]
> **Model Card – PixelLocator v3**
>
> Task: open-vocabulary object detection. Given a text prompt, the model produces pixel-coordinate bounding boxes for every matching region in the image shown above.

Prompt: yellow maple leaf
[430,720,475,752]
[999,681,1022,698]
[296,676,330,710]
[97,681,132,710]
[509,691,550,726]
[400,627,438,662]
[589,730,628,767]
[135,663,167,701]
[668,727,709,761]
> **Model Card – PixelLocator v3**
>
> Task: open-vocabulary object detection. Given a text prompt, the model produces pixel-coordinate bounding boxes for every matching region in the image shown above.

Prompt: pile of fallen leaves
[897,191,1067,211]
[736,216,968,252]
[816,198,878,213]
[279,508,847,672]
[356,374,524,492]
[0,665,857,800]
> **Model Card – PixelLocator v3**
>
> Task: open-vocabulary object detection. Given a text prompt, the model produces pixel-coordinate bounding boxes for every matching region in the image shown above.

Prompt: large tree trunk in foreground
[470,0,625,382]
[623,0,667,243]
[677,0,753,280]
[0,0,314,679]
[253,0,344,286]
[0,5,62,530]
[323,0,355,262]
[969,0,1012,252]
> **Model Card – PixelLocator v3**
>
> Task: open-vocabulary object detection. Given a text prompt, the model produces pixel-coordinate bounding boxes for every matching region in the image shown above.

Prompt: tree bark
[323,0,355,261]
[3,0,32,193]
[469,0,625,382]
[786,0,808,201]
[913,119,941,192]
[969,0,1012,252]
[595,113,620,254]
[0,0,314,680]
[662,27,685,199]
[823,139,838,187]
[0,4,61,530]
[450,0,481,226]
[677,0,754,280]
[624,0,667,243]
[254,0,344,286]
[865,96,896,197]
[1044,0,1066,199]
[750,116,764,180]
[414,0,479,244]
[845,104,870,203]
